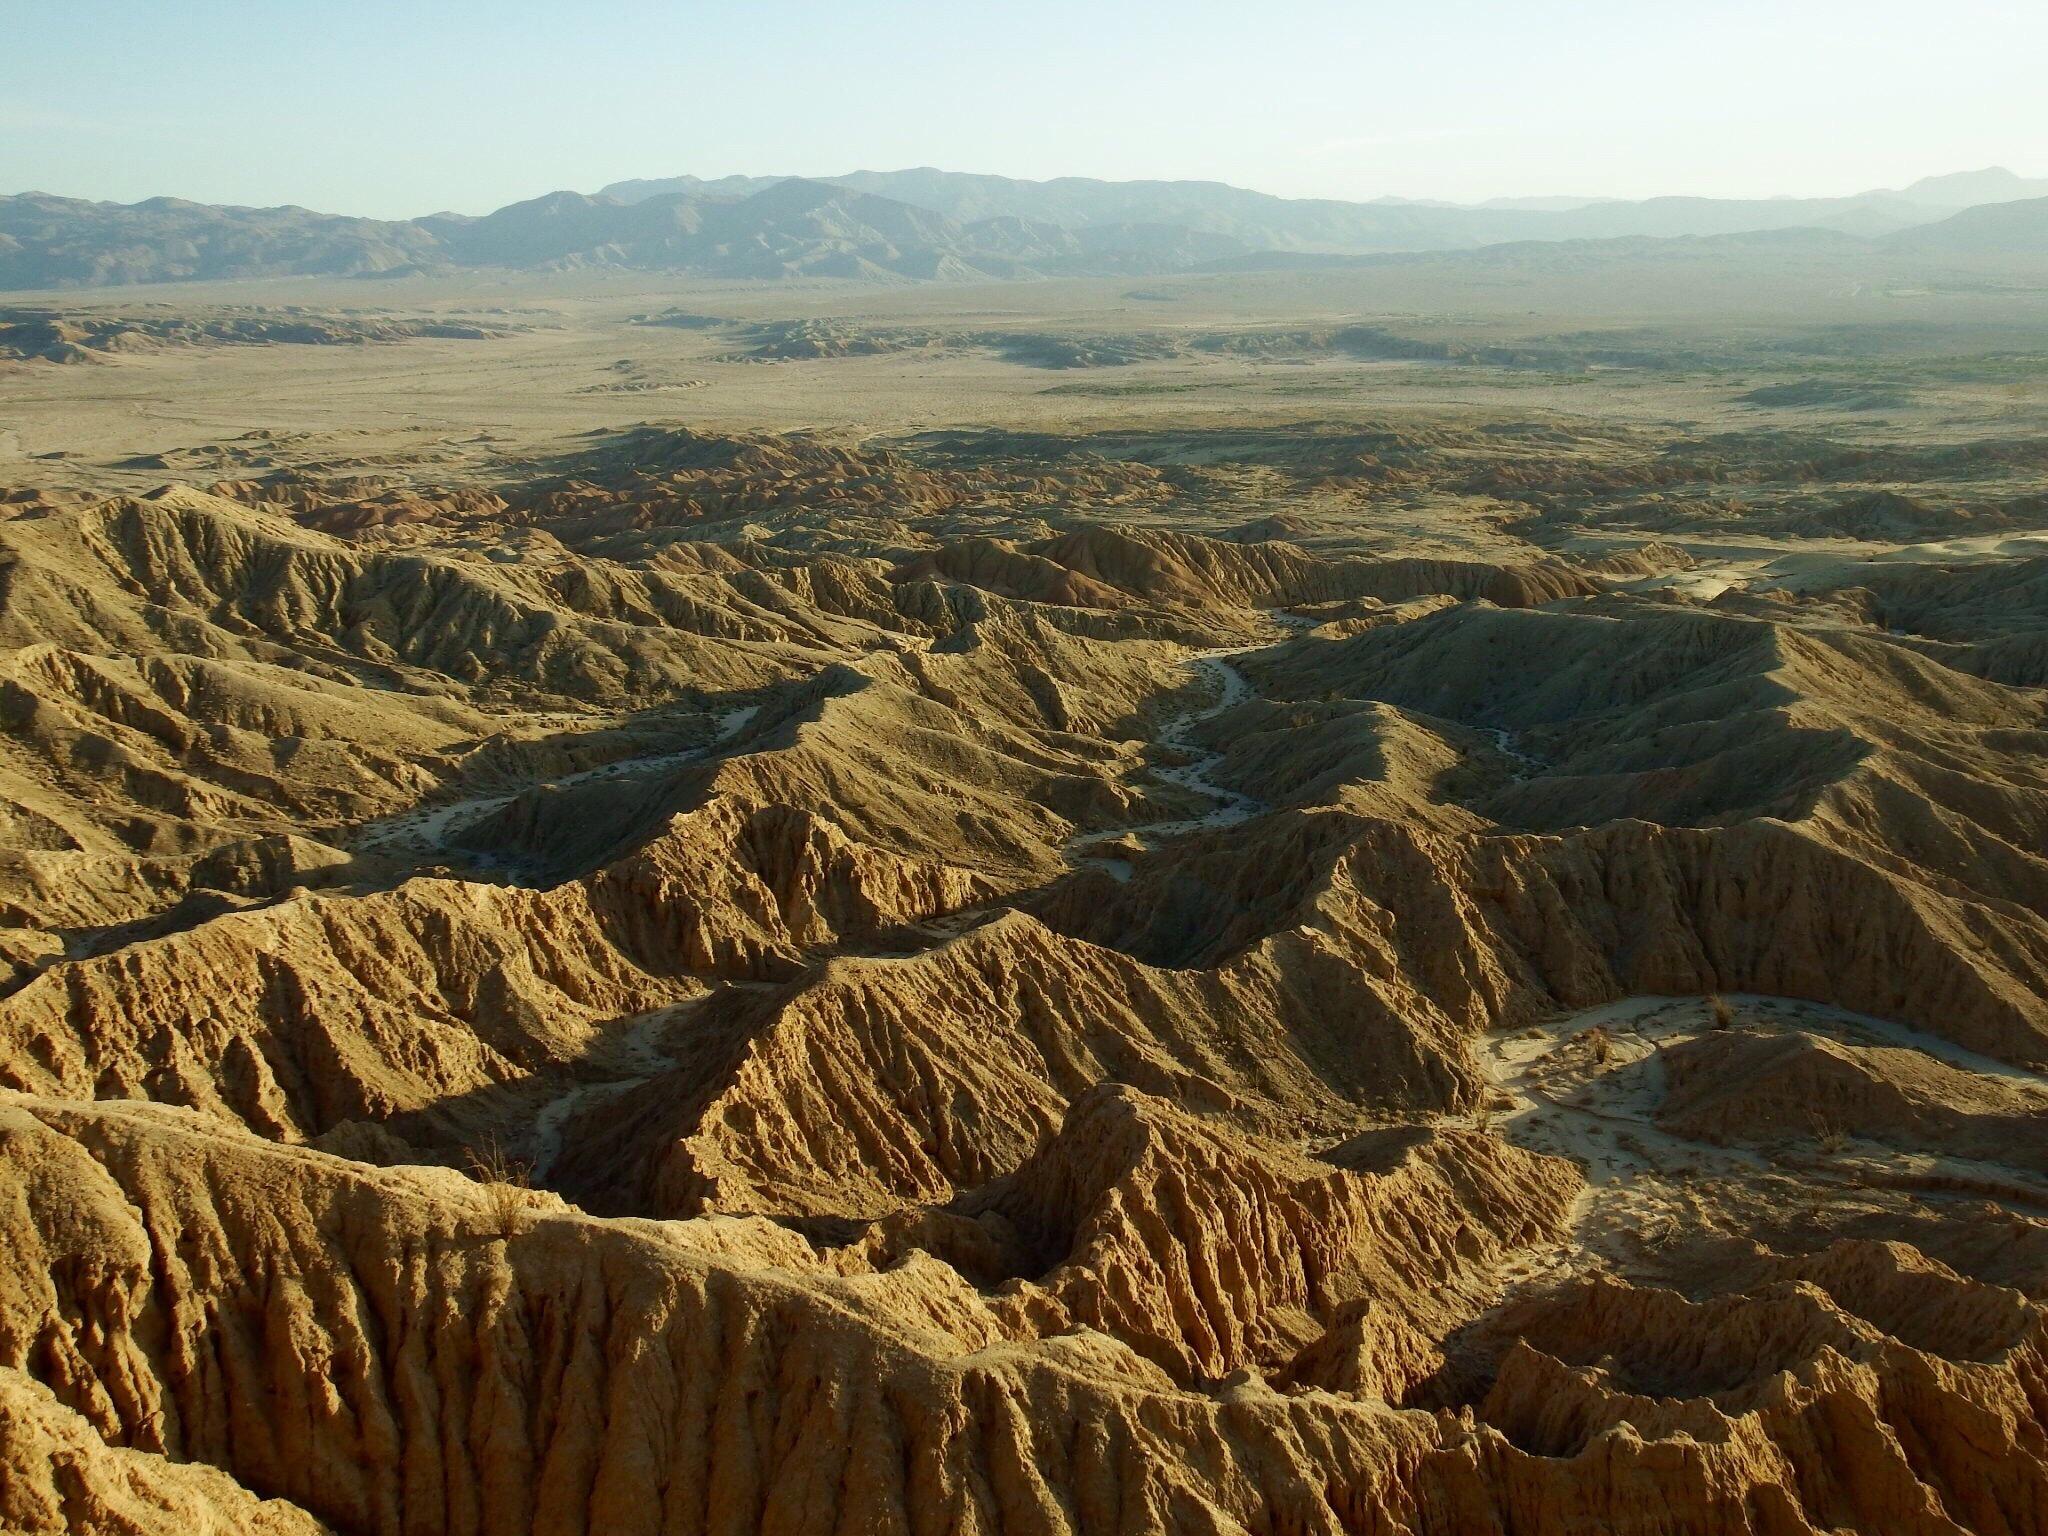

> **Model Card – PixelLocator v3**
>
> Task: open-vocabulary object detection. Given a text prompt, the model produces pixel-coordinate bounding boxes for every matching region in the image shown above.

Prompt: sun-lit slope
[1,487,851,693]
[0,487,893,932]
[0,1091,1447,1536]
[547,903,1491,1222]
[0,1367,330,1536]
[0,798,995,1143]
[901,523,1598,613]
[452,616,1195,886]
[5,1088,2044,1536]
[1657,1025,2048,1170]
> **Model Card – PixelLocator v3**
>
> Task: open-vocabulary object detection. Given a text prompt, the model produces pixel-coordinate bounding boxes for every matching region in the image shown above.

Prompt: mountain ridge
[1,168,2043,292]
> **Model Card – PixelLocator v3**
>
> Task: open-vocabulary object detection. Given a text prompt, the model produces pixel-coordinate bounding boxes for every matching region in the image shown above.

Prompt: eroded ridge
[2,406,2046,1534]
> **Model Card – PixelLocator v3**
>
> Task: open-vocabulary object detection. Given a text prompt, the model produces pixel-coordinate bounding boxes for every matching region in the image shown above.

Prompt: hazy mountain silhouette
[598,166,2025,247]
[1881,194,2048,253]
[1,165,2042,290]
[1878,167,2048,208]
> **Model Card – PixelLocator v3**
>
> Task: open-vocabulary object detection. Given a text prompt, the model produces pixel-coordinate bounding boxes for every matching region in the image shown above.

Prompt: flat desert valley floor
[3,251,2048,1534]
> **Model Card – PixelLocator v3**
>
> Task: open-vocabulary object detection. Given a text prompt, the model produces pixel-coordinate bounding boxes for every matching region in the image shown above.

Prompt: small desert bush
[1808,1114,1849,1156]
[466,1133,533,1236]
[1708,995,1736,1030]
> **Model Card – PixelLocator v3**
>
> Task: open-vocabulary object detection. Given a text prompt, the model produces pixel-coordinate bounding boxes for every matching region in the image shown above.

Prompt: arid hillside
[1,279,2046,1535]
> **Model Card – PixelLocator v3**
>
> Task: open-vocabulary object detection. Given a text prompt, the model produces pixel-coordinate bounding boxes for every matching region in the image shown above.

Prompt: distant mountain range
[2,167,2044,291]
[597,166,2048,250]
[1882,192,2048,253]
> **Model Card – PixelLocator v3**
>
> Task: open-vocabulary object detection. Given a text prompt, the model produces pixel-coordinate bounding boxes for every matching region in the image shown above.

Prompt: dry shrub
[1708,995,1736,1030]
[466,1133,533,1236]
[1808,1114,1849,1156]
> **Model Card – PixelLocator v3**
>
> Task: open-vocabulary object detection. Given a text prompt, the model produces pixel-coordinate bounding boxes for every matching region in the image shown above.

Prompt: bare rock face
[0,1368,332,1535]
[967,1086,1580,1390]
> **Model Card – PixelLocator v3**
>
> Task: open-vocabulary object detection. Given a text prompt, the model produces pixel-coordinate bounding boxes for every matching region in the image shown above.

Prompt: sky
[5,0,2045,218]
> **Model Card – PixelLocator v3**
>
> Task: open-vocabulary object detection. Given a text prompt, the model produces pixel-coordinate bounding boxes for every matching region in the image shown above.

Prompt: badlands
[1,247,2046,1534]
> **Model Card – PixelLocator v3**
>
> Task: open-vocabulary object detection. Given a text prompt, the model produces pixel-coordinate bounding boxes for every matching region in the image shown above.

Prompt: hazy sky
[6,0,2045,217]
